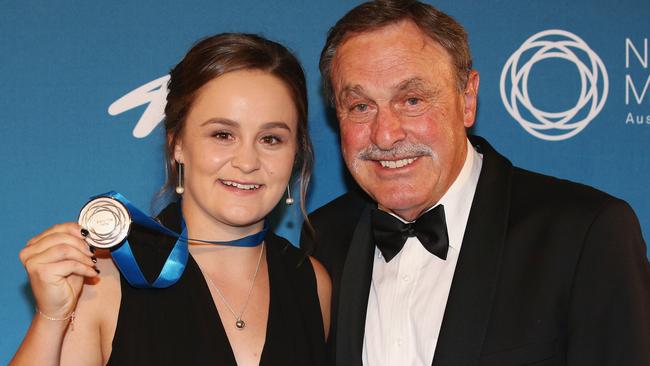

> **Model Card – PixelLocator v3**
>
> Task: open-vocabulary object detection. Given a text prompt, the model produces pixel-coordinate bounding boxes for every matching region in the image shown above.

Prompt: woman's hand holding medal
[19,223,98,324]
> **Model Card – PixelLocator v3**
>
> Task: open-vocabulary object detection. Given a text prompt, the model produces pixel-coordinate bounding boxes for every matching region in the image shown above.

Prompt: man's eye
[406,97,420,106]
[261,135,282,145]
[352,103,369,112]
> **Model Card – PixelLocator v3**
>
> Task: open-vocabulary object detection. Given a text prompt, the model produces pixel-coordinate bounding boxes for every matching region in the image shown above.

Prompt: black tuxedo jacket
[301,136,650,366]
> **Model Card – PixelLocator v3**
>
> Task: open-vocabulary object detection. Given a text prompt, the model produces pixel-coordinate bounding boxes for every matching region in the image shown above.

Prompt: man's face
[331,20,479,221]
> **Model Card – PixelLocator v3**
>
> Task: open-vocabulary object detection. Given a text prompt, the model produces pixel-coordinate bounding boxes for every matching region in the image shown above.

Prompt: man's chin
[375,197,431,221]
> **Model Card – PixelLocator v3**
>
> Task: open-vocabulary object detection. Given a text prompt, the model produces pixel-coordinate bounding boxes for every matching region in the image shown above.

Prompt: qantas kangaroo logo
[108,75,170,138]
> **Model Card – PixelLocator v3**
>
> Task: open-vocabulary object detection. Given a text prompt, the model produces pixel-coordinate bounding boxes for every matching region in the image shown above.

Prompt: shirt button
[402,274,410,282]
[396,338,403,347]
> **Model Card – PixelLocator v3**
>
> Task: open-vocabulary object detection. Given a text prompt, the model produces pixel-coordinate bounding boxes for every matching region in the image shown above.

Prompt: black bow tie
[371,205,449,262]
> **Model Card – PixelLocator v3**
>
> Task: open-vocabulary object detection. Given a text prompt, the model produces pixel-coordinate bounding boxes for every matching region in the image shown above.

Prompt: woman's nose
[230,144,261,173]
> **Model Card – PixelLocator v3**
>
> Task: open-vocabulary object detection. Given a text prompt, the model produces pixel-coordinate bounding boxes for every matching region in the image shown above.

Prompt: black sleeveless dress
[107,203,326,365]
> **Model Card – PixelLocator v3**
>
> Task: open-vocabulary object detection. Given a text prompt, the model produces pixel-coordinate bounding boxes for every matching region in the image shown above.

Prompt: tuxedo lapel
[336,204,375,366]
[432,137,513,366]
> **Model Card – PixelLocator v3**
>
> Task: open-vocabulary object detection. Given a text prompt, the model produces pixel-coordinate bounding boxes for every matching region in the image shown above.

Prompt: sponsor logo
[108,75,169,138]
[500,29,608,141]
[625,37,650,125]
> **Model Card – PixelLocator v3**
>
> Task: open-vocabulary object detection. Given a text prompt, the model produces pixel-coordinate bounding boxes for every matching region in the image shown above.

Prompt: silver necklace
[203,243,265,330]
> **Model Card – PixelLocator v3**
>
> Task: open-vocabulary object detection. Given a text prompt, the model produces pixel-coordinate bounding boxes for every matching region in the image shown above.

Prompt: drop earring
[175,162,185,195]
[285,185,294,205]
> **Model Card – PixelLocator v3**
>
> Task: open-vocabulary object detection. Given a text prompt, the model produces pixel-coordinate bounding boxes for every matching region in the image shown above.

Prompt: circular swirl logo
[78,197,131,249]
[500,29,608,141]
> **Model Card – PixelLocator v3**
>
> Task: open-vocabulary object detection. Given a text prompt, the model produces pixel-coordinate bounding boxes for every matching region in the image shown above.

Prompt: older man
[301,1,650,365]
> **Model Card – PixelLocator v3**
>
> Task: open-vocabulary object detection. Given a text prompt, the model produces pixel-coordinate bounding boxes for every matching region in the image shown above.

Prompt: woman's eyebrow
[201,118,292,132]
[260,121,292,132]
[200,118,239,127]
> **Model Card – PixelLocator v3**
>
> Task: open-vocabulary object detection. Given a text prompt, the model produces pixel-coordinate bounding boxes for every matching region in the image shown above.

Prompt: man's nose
[231,143,261,173]
[371,107,407,150]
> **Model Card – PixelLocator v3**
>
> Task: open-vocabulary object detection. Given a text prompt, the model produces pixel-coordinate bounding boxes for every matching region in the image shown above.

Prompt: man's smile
[378,157,418,169]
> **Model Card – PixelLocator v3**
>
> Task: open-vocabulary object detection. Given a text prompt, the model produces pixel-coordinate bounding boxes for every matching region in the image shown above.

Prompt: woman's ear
[174,144,183,163]
[170,134,183,163]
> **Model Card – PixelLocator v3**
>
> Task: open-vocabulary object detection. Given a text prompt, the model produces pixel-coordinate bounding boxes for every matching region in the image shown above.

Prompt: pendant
[235,319,245,330]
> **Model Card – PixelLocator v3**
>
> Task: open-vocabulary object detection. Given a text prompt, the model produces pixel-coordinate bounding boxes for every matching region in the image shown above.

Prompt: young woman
[12,33,330,366]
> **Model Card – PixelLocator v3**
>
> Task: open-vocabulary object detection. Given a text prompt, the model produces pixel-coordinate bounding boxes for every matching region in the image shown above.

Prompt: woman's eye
[212,131,233,140]
[261,135,282,145]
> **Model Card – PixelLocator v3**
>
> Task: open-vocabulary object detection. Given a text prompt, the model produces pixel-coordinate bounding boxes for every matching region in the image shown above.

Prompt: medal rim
[78,196,132,249]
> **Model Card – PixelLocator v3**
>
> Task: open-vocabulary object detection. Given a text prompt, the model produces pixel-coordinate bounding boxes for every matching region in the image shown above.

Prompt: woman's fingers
[29,259,96,319]
[26,222,84,246]
[25,244,96,272]
[19,222,99,323]
[24,244,98,294]
[21,231,92,265]
[35,259,99,280]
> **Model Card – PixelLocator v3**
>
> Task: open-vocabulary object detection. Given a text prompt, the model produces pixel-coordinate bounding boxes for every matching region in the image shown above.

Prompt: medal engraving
[78,196,131,249]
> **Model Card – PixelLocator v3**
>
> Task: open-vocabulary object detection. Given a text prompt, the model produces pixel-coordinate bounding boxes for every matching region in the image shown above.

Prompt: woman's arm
[309,256,332,340]
[60,254,120,365]
[10,223,103,366]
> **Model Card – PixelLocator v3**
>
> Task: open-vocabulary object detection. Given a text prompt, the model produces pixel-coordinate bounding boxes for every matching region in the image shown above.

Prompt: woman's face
[174,70,298,238]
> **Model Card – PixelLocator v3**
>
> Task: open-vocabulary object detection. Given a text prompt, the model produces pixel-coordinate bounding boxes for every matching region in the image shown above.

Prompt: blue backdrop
[1,0,648,361]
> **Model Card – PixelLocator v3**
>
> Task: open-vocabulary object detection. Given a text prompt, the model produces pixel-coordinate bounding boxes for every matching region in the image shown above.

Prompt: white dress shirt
[362,139,483,366]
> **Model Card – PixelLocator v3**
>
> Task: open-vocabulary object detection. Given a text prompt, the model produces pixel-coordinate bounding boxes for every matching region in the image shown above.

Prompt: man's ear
[462,70,480,128]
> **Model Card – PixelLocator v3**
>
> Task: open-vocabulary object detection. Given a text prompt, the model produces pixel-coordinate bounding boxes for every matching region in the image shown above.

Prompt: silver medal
[78,196,131,249]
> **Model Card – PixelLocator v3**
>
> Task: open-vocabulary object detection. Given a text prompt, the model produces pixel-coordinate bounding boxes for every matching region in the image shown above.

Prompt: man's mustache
[357,143,433,160]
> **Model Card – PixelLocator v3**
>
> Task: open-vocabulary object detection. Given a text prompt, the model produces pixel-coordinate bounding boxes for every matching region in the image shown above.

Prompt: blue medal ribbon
[91,191,268,289]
